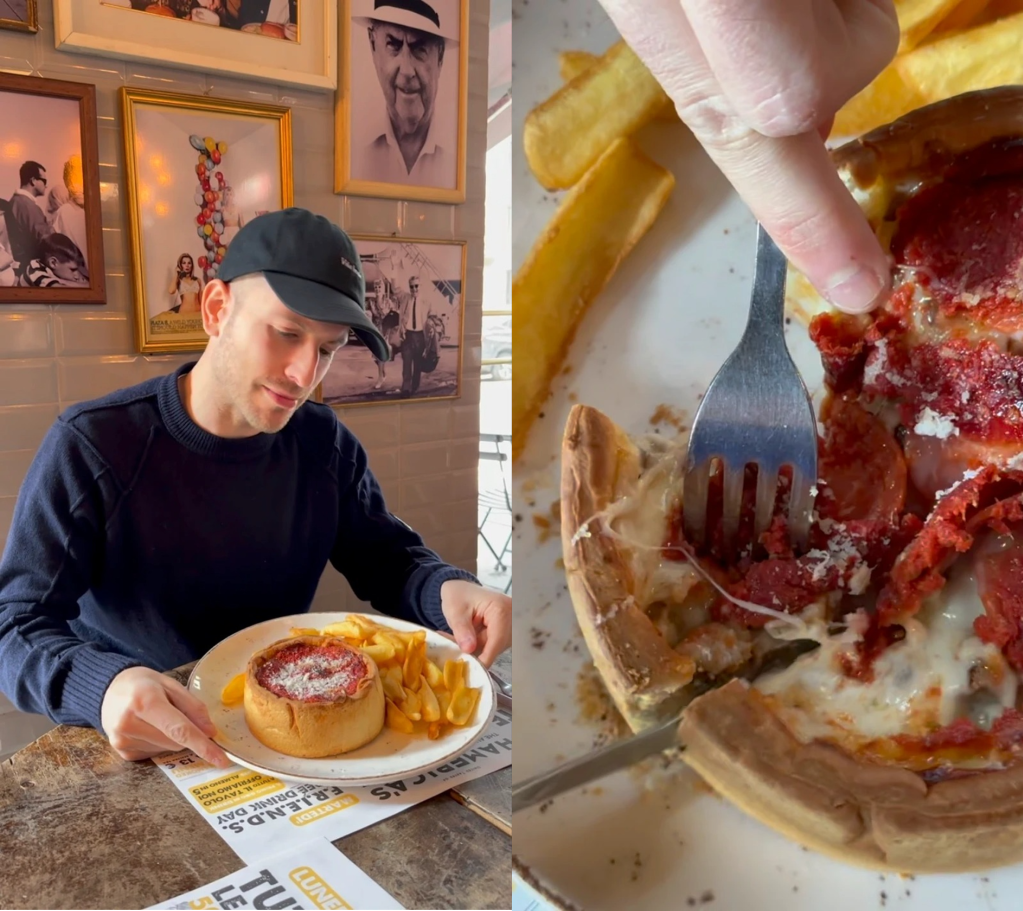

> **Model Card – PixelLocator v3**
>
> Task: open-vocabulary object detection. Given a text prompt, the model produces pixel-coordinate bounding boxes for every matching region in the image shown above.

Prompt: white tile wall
[0,0,491,754]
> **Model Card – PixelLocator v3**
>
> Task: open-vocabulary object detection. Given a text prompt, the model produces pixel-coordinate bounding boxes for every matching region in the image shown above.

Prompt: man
[395,274,434,397]
[0,208,510,769]
[6,161,52,276]
[352,0,457,188]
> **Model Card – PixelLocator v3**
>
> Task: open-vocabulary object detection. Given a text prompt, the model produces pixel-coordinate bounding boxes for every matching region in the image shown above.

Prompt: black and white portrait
[0,98,89,291]
[343,0,465,200]
[320,237,465,406]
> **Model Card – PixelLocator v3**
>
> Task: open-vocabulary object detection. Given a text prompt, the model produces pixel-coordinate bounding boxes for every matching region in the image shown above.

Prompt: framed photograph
[0,74,105,304]
[334,0,468,203]
[0,0,38,32]
[319,236,466,407]
[120,88,293,353]
[53,0,336,90]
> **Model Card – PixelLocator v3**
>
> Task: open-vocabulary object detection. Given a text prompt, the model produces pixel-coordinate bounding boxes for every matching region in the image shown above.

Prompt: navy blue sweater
[0,363,478,731]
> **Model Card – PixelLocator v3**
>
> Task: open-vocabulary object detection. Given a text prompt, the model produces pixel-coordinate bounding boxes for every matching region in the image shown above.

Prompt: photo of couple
[0,89,91,292]
[319,238,465,407]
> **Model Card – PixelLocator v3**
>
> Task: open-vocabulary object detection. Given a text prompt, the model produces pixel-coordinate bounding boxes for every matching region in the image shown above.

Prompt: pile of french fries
[834,0,1023,138]
[221,615,481,742]
[512,0,1023,461]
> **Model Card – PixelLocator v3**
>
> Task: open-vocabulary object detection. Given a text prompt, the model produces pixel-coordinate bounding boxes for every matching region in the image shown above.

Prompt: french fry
[360,642,395,665]
[402,686,422,721]
[419,675,441,722]
[523,40,672,190]
[512,138,674,461]
[558,49,597,81]
[446,685,481,727]
[443,658,465,693]
[385,698,415,734]
[321,620,364,640]
[382,665,405,702]
[558,49,676,123]
[895,0,966,51]
[424,658,445,690]
[427,722,442,740]
[831,62,925,139]
[437,689,452,723]
[931,0,992,32]
[373,630,406,662]
[895,10,1023,101]
[221,672,245,707]
[288,626,320,637]
[403,637,427,689]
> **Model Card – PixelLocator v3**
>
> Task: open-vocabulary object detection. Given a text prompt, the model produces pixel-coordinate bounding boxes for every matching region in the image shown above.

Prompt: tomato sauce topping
[256,641,367,703]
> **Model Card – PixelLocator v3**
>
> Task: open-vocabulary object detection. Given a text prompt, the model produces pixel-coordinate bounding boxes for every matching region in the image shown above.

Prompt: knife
[511,638,819,813]
[488,667,513,712]
[512,715,680,813]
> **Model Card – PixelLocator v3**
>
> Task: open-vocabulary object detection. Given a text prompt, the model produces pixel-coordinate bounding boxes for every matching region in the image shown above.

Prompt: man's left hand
[440,579,511,667]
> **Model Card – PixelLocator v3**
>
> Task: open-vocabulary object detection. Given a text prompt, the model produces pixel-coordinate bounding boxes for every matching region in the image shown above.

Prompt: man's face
[49,256,84,284]
[30,170,47,197]
[210,277,350,434]
[409,279,419,295]
[368,23,444,139]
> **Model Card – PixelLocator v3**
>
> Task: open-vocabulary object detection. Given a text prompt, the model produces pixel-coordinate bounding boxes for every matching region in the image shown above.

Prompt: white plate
[511,1,1020,908]
[188,611,495,786]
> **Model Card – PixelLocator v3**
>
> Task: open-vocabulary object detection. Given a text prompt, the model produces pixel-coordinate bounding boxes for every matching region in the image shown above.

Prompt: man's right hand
[100,666,232,768]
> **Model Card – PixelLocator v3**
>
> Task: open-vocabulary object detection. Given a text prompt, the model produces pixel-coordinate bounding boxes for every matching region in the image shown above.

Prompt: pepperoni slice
[892,168,1023,330]
[818,395,907,524]
[974,528,1023,671]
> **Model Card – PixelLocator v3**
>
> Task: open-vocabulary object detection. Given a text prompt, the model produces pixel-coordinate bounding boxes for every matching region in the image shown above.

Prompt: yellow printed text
[290,866,351,910]
[289,794,359,826]
[189,770,284,812]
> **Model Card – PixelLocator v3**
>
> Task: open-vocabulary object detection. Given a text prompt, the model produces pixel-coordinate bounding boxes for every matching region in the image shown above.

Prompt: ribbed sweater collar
[157,362,276,460]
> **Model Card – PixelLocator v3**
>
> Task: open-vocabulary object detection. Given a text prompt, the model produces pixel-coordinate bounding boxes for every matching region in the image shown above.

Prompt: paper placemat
[512,873,557,911]
[154,708,512,864]
[148,837,402,910]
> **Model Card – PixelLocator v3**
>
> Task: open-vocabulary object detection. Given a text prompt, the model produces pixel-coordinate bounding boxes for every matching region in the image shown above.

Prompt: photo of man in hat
[350,0,460,190]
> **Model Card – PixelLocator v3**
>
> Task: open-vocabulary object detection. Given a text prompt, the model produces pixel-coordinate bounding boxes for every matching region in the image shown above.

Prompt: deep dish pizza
[561,87,1023,873]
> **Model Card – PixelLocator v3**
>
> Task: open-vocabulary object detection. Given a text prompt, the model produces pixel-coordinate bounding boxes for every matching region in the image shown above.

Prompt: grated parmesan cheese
[914,407,959,440]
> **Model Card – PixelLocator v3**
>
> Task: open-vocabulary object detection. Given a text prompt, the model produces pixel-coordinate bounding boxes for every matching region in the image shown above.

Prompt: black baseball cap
[219,207,390,362]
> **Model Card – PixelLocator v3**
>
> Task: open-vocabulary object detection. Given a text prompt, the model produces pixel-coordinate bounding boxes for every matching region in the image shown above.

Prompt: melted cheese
[756,560,1019,745]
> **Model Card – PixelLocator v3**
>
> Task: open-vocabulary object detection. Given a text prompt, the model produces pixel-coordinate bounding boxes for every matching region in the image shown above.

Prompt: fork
[682,224,818,554]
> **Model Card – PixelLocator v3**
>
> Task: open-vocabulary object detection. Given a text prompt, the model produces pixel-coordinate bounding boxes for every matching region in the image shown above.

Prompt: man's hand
[440,580,511,667]
[597,0,899,314]
[100,666,232,768]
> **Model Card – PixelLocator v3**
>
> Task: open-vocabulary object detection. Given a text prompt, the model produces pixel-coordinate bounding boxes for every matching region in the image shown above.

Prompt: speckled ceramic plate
[187,612,495,786]
[511,1,1021,908]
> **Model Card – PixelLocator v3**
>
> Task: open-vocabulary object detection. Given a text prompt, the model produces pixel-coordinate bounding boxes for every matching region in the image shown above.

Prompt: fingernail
[823,265,885,313]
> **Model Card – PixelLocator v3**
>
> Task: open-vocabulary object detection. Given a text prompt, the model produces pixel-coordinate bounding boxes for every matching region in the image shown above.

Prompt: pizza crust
[833,85,1023,191]
[561,404,697,732]
[680,680,1023,874]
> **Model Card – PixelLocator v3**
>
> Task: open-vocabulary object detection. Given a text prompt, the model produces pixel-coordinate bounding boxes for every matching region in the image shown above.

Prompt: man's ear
[201,279,232,338]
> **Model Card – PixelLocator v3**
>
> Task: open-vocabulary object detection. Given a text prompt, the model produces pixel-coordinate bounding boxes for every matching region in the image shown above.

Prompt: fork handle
[743,224,789,344]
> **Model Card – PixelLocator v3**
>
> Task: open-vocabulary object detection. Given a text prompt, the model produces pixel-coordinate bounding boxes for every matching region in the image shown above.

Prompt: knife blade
[512,715,681,813]
[511,638,821,814]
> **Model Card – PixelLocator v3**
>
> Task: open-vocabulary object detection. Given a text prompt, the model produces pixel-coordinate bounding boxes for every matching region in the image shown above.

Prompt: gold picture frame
[316,235,467,407]
[54,0,336,91]
[0,0,38,32]
[334,0,468,203]
[120,87,293,354]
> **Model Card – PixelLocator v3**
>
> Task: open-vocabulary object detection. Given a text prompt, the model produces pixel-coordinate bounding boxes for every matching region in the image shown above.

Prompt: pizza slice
[561,86,1023,873]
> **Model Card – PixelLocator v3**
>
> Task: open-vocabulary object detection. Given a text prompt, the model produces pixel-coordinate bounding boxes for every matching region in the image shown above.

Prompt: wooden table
[0,653,511,910]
